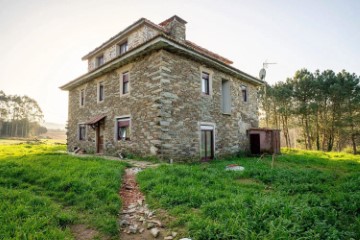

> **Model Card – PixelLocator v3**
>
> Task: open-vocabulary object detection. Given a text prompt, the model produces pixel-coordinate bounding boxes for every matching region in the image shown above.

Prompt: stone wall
[68,49,259,161]
[158,50,259,161]
[87,25,160,71]
[68,51,163,156]
[161,18,186,43]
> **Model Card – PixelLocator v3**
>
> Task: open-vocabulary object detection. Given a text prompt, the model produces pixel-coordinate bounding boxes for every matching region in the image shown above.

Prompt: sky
[0,0,359,126]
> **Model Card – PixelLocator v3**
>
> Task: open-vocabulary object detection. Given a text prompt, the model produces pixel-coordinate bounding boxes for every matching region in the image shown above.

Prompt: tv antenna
[259,60,277,81]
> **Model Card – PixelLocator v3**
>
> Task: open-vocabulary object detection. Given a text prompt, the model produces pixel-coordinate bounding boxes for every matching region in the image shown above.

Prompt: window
[241,86,247,102]
[96,55,104,67]
[118,41,128,55]
[221,79,231,113]
[80,89,85,107]
[98,82,104,102]
[201,72,210,95]
[116,118,130,141]
[122,72,129,95]
[79,124,86,141]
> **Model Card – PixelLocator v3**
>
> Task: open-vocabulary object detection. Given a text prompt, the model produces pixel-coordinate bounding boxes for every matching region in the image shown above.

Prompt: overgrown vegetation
[259,69,360,154]
[138,149,360,240]
[0,143,127,239]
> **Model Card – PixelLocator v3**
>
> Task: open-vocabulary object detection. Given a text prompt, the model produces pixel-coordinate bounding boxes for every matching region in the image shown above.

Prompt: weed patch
[0,144,126,239]
[137,150,360,239]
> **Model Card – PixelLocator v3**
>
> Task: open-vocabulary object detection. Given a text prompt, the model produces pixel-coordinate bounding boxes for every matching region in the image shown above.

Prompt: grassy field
[0,142,127,239]
[0,138,66,145]
[1,142,359,240]
[137,149,360,240]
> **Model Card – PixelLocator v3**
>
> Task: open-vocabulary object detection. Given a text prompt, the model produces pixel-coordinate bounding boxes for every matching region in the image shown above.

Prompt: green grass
[0,138,66,145]
[0,143,127,239]
[137,149,360,240]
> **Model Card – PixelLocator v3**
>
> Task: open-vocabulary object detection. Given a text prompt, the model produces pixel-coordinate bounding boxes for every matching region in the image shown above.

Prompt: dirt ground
[69,159,181,240]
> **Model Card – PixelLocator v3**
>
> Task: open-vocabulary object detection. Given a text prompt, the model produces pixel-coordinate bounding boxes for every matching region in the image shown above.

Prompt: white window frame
[241,85,248,102]
[97,81,105,103]
[198,122,216,158]
[114,115,131,141]
[120,71,130,97]
[117,41,128,55]
[78,123,87,141]
[200,67,213,96]
[79,88,85,107]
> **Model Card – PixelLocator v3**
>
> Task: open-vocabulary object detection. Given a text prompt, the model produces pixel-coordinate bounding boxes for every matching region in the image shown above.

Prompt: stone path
[72,154,188,239]
[118,162,180,240]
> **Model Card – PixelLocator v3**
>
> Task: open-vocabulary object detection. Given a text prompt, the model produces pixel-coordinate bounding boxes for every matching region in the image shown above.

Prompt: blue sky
[0,0,359,124]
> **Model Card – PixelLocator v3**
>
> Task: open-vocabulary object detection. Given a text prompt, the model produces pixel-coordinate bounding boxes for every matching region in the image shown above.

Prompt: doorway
[96,121,105,154]
[200,126,214,161]
[250,133,260,154]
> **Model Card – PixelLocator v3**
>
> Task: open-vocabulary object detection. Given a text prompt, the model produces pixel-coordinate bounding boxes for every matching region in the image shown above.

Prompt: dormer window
[118,41,128,55]
[96,55,104,67]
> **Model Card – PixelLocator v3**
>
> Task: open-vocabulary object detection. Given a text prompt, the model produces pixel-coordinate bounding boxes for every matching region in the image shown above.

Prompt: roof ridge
[82,16,233,65]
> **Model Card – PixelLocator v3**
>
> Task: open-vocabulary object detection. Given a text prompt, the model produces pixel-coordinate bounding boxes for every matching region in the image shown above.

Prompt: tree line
[259,69,360,154]
[0,90,47,138]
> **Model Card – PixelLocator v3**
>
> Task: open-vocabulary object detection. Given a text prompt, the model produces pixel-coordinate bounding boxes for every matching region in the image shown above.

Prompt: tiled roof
[60,34,263,91]
[185,40,233,65]
[82,16,233,65]
[85,114,106,125]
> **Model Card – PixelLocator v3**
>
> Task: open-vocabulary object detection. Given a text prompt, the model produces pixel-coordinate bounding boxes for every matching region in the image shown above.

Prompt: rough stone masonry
[61,15,263,162]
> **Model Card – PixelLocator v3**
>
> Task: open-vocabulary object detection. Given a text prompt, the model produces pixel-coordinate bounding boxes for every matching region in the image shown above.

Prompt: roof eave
[60,36,263,91]
[60,37,167,91]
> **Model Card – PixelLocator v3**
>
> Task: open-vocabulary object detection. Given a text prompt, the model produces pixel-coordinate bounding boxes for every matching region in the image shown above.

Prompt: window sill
[120,93,130,97]
[222,112,231,116]
[117,138,131,142]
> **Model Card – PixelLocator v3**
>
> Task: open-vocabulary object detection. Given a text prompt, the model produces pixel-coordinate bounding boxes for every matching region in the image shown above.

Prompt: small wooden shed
[247,128,281,154]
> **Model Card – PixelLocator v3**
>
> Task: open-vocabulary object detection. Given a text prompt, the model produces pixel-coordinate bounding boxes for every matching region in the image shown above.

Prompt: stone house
[60,15,263,162]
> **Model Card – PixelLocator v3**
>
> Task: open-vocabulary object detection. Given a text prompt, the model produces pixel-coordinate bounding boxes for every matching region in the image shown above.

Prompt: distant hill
[40,122,66,140]
[40,129,66,141]
[42,122,66,130]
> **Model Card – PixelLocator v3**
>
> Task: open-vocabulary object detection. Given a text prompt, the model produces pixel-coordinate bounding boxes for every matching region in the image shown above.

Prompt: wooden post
[271,153,275,169]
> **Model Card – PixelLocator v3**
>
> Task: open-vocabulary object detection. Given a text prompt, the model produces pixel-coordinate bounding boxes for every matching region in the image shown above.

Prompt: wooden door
[96,122,104,154]
[201,129,214,161]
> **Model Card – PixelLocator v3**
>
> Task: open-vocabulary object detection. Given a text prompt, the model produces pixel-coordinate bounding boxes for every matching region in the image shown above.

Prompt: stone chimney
[159,15,187,43]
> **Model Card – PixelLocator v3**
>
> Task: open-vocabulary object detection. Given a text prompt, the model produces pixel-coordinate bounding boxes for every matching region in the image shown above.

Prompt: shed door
[250,133,261,154]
